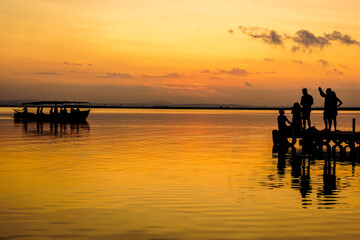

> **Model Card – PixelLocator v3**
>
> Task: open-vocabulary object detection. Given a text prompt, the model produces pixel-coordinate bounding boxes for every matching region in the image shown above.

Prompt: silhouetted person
[40,107,44,114]
[300,88,313,129]
[54,106,59,115]
[329,91,342,131]
[291,102,302,131]
[318,87,332,131]
[76,107,80,113]
[278,109,292,133]
[23,107,28,114]
[71,107,75,114]
[36,107,40,115]
[50,107,54,115]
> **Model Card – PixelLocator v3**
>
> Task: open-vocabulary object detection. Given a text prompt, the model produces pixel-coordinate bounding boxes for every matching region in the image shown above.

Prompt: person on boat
[23,107,28,115]
[71,107,75,114]
[36,107,40,115]
[278,109,292,133]
[318,87,332,131]
[50,107,54,116]
[291,102,302,132]
[63,107,68,114]
[54,106,59,115]
[329,91,342,131]
[76,107,80,113]
[300,88,313,129]
[40,107,44,114]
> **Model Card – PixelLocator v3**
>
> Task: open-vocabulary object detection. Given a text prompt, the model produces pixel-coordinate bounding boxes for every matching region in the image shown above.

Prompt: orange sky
[1,0,360,106]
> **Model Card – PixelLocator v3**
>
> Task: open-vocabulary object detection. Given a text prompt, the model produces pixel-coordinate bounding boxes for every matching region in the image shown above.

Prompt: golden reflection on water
[0,108,360,240]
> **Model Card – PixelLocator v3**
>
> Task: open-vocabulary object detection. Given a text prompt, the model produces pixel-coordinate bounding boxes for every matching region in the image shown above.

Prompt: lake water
[1,107,360,240]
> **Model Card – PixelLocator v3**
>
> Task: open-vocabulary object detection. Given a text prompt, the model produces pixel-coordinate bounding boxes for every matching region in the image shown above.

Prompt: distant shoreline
[2,105,360,111]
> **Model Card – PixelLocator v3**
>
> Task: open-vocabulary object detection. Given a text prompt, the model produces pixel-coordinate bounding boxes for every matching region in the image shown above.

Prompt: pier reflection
[274,147,357,208]
[15,121,90,138]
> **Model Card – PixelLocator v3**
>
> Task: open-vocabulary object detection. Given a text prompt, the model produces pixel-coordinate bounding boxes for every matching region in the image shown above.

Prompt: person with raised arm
[300,88,313,129]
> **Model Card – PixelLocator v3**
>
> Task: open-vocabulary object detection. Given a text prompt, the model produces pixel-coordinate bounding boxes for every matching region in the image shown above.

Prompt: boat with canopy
[13,101,90,123]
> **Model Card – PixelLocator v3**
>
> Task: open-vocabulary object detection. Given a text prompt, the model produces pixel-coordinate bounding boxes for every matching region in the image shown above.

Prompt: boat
[13,101,90,123]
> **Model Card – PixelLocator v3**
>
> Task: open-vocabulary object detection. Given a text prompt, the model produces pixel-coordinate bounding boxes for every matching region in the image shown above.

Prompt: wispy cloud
[97,72,133,78]
[325,31,360,46]
[233,26,360,52]
[217,68,248,76]
[64,62,93,66]
[63,62,82,66]
[152,83,218,95]
[293,60,304,64]
[200,69,211,73]
[36,72,62,75]
[317,59,329,66]
[290,30,329,52]
[326,68,344,75]
[264,58,273,62]
[238,26,283,45]
[142,73,181,79]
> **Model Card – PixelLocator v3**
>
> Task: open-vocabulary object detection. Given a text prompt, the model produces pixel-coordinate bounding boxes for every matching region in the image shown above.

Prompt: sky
[1,0,360,106]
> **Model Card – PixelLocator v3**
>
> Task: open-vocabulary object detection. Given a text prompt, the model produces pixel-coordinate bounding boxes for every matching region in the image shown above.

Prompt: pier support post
[353,118,356,133]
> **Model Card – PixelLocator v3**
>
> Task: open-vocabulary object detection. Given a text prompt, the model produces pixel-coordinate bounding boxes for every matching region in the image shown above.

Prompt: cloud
[234,26,360,52]
[326,68,344,75]
[264,58,273,62]
[293,60,303,64]
[317,59,329,66]
[228,29,234,34]
[36,72,62,75]
[217,68,248,76]
[238,26,283,45]
[244,81,253,87]
[142,73,181,79]
[63,62,82,66]
[152,83,218,95]
[290,30,329,52]
[325,31,360,46]
[338,64,348,69]
[97,72,133,78]
[200,69,211,73]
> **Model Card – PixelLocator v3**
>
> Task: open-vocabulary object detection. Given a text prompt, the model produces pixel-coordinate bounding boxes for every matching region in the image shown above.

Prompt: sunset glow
[1,0,360,105]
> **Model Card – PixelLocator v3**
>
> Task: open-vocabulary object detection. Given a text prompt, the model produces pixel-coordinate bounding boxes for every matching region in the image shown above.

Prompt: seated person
[278,109,292,132]
[291,102,302,131]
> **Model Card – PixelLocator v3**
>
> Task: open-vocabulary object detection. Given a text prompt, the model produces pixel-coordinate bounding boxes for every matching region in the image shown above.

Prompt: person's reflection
[290,155,302,189]
[300,158,311,199]
[23,121,28,134]
[277,149,286,176]
[53,122,58,136]
[321,158,337,195]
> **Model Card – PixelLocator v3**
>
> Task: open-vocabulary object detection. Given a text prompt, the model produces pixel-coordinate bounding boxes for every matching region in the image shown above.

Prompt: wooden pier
[272,120,360,159]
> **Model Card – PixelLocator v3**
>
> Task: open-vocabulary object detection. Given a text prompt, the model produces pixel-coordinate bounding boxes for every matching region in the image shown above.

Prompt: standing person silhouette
[300,88,313,129]
[318,87,333,131]
[329,91,342,131]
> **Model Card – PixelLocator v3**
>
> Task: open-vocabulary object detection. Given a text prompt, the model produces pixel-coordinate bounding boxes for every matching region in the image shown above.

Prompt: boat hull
[14,110,90,123]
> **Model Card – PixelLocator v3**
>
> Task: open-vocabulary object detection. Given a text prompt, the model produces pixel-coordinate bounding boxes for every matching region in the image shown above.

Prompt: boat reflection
[274,148,357,209]
[15,121,90,138]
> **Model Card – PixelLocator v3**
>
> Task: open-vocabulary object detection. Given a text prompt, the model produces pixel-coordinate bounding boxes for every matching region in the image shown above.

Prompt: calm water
[1,107,360,240]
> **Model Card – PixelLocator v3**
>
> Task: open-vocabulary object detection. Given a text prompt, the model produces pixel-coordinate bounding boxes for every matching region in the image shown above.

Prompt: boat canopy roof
[22,101,89,106]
